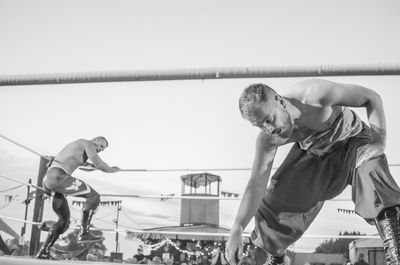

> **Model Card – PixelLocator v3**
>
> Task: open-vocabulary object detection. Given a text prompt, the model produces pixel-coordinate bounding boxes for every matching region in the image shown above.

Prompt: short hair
[239,83,277,122]
[92,136,109,146]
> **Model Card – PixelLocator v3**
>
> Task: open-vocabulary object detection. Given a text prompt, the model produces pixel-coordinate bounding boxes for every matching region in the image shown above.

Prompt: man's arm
[232,132,277,231]
[83,141,119,173]
[300,79,386,147]
[226,132,277,264]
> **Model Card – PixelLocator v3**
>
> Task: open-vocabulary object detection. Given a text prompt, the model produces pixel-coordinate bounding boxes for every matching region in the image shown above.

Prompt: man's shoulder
[286,79,339,107]
[74,139,92,147]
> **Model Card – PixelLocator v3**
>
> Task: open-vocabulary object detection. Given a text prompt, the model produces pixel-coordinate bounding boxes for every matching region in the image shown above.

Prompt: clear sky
[0,0,400,258]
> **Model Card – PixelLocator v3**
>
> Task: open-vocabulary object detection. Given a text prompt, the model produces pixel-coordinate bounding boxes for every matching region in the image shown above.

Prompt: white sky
[0,0,400,258]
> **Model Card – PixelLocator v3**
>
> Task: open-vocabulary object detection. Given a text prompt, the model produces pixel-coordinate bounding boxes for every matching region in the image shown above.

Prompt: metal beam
[1,63,400,86]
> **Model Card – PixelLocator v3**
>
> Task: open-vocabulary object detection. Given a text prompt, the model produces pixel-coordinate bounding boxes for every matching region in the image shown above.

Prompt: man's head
[239,83,292,137]
[137,248,142,254]
[91,136,109,153]
[358,253,364,260]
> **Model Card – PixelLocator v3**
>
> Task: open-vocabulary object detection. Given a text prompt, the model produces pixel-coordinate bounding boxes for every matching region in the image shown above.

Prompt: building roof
[351,237,383,248]
[127,224,232,241]
[181,173,221,188]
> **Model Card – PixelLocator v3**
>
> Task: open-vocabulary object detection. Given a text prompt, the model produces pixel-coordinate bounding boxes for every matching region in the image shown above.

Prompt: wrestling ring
[1,64,400,264]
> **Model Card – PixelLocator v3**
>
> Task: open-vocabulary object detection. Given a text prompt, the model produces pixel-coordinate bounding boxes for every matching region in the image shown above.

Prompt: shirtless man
[36,136,120,259]
[226,80,400,265]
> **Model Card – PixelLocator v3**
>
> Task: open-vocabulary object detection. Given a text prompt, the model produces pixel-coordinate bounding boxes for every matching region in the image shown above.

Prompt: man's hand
[225,224,243,265]
[111,166,121,173]
[356,142,385,168]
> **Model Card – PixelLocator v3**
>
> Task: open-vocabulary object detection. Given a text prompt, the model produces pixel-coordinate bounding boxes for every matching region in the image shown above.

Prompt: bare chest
[291,105,341,142]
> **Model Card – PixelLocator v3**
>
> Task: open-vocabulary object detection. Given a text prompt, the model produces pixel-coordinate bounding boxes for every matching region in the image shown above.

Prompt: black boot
[374,205,400,264]
[36,229,59,259]
[77,209,103,243]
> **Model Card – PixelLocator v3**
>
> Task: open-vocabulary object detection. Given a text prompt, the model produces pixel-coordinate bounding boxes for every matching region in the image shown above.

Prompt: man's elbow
[365,89,382,107]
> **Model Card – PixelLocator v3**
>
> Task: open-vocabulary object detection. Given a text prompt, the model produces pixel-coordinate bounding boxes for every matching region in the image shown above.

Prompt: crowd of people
[124,242,256,265]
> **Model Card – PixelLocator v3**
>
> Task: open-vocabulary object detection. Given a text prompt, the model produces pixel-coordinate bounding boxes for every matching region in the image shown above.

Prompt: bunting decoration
[128,237,214,258]
[337,208,356,215]
[139,238,203,257]
[0,195,16,209]
[221,191,240,198]
[72,200,122,207]
[161,194,175,201]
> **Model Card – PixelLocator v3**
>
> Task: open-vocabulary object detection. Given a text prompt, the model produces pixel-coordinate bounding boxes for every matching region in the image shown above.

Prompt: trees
[314,231,365,257]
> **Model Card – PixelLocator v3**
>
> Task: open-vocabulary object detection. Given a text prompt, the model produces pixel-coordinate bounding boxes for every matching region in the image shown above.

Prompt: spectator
[135,248,148,264]
[211,245,228,265]
[199,255,210,265]
[354,253,369,265]
[179,252,188,264]
[161,245,174,263]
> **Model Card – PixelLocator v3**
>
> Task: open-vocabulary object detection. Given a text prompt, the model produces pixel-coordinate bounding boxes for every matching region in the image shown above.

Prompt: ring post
[28,156,48,256]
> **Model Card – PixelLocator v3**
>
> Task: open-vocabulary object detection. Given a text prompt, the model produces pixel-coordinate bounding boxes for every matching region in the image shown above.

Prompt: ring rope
[0,214,41,226]
[0,184,25,193]
[0,133,45,158]
[0,214,380,239]
[1,133,399,172]
[1,63,400,86]
[0,173,47,193]
[0,172,353,201]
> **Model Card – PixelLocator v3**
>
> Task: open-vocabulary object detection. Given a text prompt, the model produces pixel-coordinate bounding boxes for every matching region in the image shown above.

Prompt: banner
[0,195,13,209]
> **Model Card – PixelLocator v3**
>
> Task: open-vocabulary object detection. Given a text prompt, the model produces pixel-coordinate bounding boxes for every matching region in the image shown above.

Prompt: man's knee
[53,218,70,234]
[84,190,100,210]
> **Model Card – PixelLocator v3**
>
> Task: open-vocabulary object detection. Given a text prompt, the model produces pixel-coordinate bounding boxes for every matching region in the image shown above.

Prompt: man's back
[53,139,88,174]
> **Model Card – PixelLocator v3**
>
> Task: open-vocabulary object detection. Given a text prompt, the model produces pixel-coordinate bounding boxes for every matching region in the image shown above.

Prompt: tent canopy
[126,224,233,241]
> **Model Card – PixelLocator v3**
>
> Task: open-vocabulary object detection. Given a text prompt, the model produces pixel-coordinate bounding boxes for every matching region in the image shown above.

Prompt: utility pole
[115,205,121,253]
[29,157,48,255]
[21,179,31,237]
